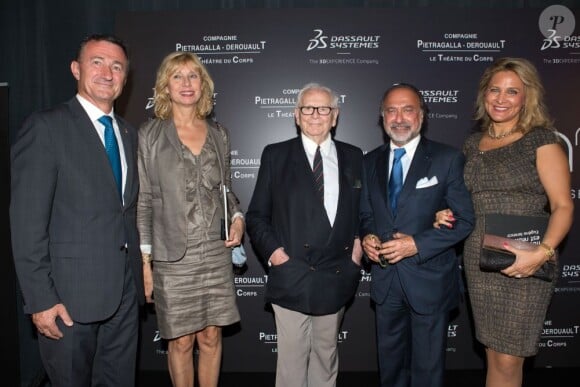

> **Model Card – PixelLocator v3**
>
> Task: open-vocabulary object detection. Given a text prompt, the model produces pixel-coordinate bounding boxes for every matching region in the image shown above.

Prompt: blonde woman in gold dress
[137,52,244,387]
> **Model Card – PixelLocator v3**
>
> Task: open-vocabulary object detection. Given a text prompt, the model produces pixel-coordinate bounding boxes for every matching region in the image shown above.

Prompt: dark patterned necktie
[313,146,324,202]
[98,115,122,200]
[388,147,406,215]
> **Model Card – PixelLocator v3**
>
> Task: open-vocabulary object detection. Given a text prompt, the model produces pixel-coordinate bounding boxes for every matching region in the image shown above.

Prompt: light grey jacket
[137,118,241,262]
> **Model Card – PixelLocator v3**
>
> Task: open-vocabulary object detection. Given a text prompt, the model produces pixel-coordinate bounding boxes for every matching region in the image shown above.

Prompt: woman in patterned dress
[137,52,244,387]
[435,57,573,387]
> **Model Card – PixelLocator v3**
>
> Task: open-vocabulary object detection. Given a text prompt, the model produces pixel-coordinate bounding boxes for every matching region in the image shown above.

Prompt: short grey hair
[296,82,339,108]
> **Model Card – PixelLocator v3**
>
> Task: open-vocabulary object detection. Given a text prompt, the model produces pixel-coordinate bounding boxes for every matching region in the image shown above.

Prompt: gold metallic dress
[153,135,240,339]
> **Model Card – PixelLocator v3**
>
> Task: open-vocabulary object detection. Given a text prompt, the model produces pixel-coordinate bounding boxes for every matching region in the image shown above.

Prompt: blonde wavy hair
[474,57,554,134]
[152,52,215,120]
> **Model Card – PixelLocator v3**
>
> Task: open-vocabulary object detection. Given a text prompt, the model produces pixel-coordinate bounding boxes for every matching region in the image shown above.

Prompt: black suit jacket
[246,137,362,315]
[10,97,144,323]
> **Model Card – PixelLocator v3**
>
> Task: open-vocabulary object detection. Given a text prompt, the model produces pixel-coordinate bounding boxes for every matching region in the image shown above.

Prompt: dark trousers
[375,270,448,387]
[38,263,138,387]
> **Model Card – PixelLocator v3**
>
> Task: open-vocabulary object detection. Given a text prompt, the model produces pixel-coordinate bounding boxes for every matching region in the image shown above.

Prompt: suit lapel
[116,115,136,206]
[67,99,123,202]
[328,143,351,241]
[292,138,324,205]
[68,98,106,155]
[291,138,332,227]
[397,138,431,212]
[375,144,390,211]
[335,144,347,218]
[162,119,184,155]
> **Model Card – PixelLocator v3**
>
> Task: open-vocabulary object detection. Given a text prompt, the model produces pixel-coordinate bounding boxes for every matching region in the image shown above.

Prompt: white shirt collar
[76,94,115,123]
[301,133,332,157]
[391,134,421,157]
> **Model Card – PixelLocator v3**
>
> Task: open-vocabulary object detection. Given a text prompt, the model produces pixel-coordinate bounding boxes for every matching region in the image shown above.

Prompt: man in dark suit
[246,83,363,387]
[359,83,474,387]
[9,34,143,386]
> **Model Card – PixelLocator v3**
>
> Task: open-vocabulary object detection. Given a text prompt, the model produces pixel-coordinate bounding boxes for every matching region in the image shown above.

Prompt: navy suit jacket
[359,137,474,314]
[10,97,144,323]
[246,137,363,315]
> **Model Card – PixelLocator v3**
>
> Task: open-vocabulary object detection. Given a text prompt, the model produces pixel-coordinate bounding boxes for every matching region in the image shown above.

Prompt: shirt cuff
[140,244,152,254]
[231,212,244,222]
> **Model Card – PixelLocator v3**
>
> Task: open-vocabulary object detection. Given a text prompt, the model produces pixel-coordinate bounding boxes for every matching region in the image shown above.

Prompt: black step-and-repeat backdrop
[116,5,580,371]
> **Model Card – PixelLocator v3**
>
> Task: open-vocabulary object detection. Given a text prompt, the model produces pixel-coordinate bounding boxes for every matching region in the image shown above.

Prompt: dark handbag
[481,234,556,281]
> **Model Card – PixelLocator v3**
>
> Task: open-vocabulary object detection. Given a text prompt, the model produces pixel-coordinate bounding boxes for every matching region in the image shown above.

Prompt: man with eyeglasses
[359,83,474,387]
[247,82,363,387]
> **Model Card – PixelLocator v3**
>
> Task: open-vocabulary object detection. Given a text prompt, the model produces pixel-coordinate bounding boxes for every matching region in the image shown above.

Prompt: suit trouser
[38,259,138,387]
[272,304,345,387]
[375,270,448,387]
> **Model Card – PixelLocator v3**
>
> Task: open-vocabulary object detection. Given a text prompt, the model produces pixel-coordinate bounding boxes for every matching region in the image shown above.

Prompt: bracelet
[539,242,555,260]
[142,253,152,264]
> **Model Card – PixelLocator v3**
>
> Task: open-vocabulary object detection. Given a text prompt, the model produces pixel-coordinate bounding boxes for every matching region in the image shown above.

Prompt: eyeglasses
[299,106,334,116]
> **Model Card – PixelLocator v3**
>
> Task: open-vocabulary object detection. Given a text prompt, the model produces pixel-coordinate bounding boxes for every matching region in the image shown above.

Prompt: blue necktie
[388,147,406,215]
[98,115,122,200]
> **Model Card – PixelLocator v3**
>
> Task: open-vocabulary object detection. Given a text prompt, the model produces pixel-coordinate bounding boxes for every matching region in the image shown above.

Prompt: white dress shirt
[302,134,339,225]
[389,134,421,183]
[76,94,127,198]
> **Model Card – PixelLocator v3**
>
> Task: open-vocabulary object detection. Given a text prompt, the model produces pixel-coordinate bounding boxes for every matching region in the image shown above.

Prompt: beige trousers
[272,304,345,387]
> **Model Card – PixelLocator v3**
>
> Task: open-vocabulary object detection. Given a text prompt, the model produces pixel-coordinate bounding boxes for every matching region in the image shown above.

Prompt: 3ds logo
[307,29,328,51]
